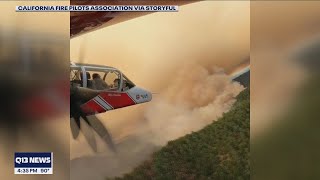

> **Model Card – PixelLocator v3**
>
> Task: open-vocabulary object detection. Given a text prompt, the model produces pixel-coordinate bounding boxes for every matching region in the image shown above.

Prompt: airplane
[69,0,197,151]
[70,62,152,152]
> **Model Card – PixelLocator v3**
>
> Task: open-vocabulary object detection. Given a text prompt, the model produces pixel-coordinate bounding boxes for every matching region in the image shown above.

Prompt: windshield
[122,74,135,91]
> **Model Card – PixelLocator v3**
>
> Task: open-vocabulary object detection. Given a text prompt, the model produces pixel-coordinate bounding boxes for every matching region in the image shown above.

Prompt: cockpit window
[85,70,108,90]
[70,67,82,87]
[70,66,134,92]
[104,71,121,91]
[70,68,80,81]
[82,67,121,91]
[122,74,135,91]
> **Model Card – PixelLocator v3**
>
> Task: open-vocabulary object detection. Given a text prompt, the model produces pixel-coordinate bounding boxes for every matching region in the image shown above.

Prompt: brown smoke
[144,63,244,145]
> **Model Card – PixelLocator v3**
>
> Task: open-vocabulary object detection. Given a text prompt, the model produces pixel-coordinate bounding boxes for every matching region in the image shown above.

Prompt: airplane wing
[70,0,200,38]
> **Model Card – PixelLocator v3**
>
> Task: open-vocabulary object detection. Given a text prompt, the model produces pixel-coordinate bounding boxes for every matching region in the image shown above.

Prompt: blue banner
[14,152,52,168]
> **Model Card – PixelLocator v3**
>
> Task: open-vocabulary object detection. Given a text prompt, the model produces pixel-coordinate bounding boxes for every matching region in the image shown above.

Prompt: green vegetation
[109,89,250,180]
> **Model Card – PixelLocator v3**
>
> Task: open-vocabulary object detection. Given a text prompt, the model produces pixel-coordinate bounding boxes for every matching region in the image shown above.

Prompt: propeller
[70,38,117,153]
[70,88,117,153]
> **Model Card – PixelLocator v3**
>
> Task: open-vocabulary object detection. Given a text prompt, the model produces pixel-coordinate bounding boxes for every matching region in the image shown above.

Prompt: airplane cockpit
[70,63,135,92]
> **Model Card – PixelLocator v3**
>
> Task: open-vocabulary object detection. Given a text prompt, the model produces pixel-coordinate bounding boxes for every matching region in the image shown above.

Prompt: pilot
[112,78,120,89]
[92,73,108,90]
[122,80,129,91]
[112,78,129,91]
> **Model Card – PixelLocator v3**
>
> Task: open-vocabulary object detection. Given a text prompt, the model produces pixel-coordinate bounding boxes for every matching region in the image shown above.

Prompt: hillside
[108,89,250,180]
[233,70,250,88]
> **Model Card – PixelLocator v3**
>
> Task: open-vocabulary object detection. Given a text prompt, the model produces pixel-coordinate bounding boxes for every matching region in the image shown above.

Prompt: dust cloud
[144,63,244,145]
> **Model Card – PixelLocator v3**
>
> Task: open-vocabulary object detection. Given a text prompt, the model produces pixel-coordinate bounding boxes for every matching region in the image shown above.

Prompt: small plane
[70,62,152,152]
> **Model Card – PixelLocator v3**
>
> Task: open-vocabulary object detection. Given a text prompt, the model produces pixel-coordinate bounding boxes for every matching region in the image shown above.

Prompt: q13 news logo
[14,152,53,174]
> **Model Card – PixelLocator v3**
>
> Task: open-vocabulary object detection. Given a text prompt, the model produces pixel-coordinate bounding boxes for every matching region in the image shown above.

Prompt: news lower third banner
[16,5,179,12]
[14,152,53,174]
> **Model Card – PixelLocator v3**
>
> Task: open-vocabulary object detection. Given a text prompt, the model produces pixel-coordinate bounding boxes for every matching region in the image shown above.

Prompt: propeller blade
[87,115,117,153]
[70,77,116,152]
[70,117,80,139]
[70,95,98,152]
[80,116,98,152]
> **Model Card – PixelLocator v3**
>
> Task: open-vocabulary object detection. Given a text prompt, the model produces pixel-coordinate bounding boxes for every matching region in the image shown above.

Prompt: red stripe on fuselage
[81,100,105,115]
[99,92,135,109]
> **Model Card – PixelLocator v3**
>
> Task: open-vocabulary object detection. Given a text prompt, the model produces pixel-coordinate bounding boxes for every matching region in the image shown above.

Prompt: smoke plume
[144,63,244,145]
